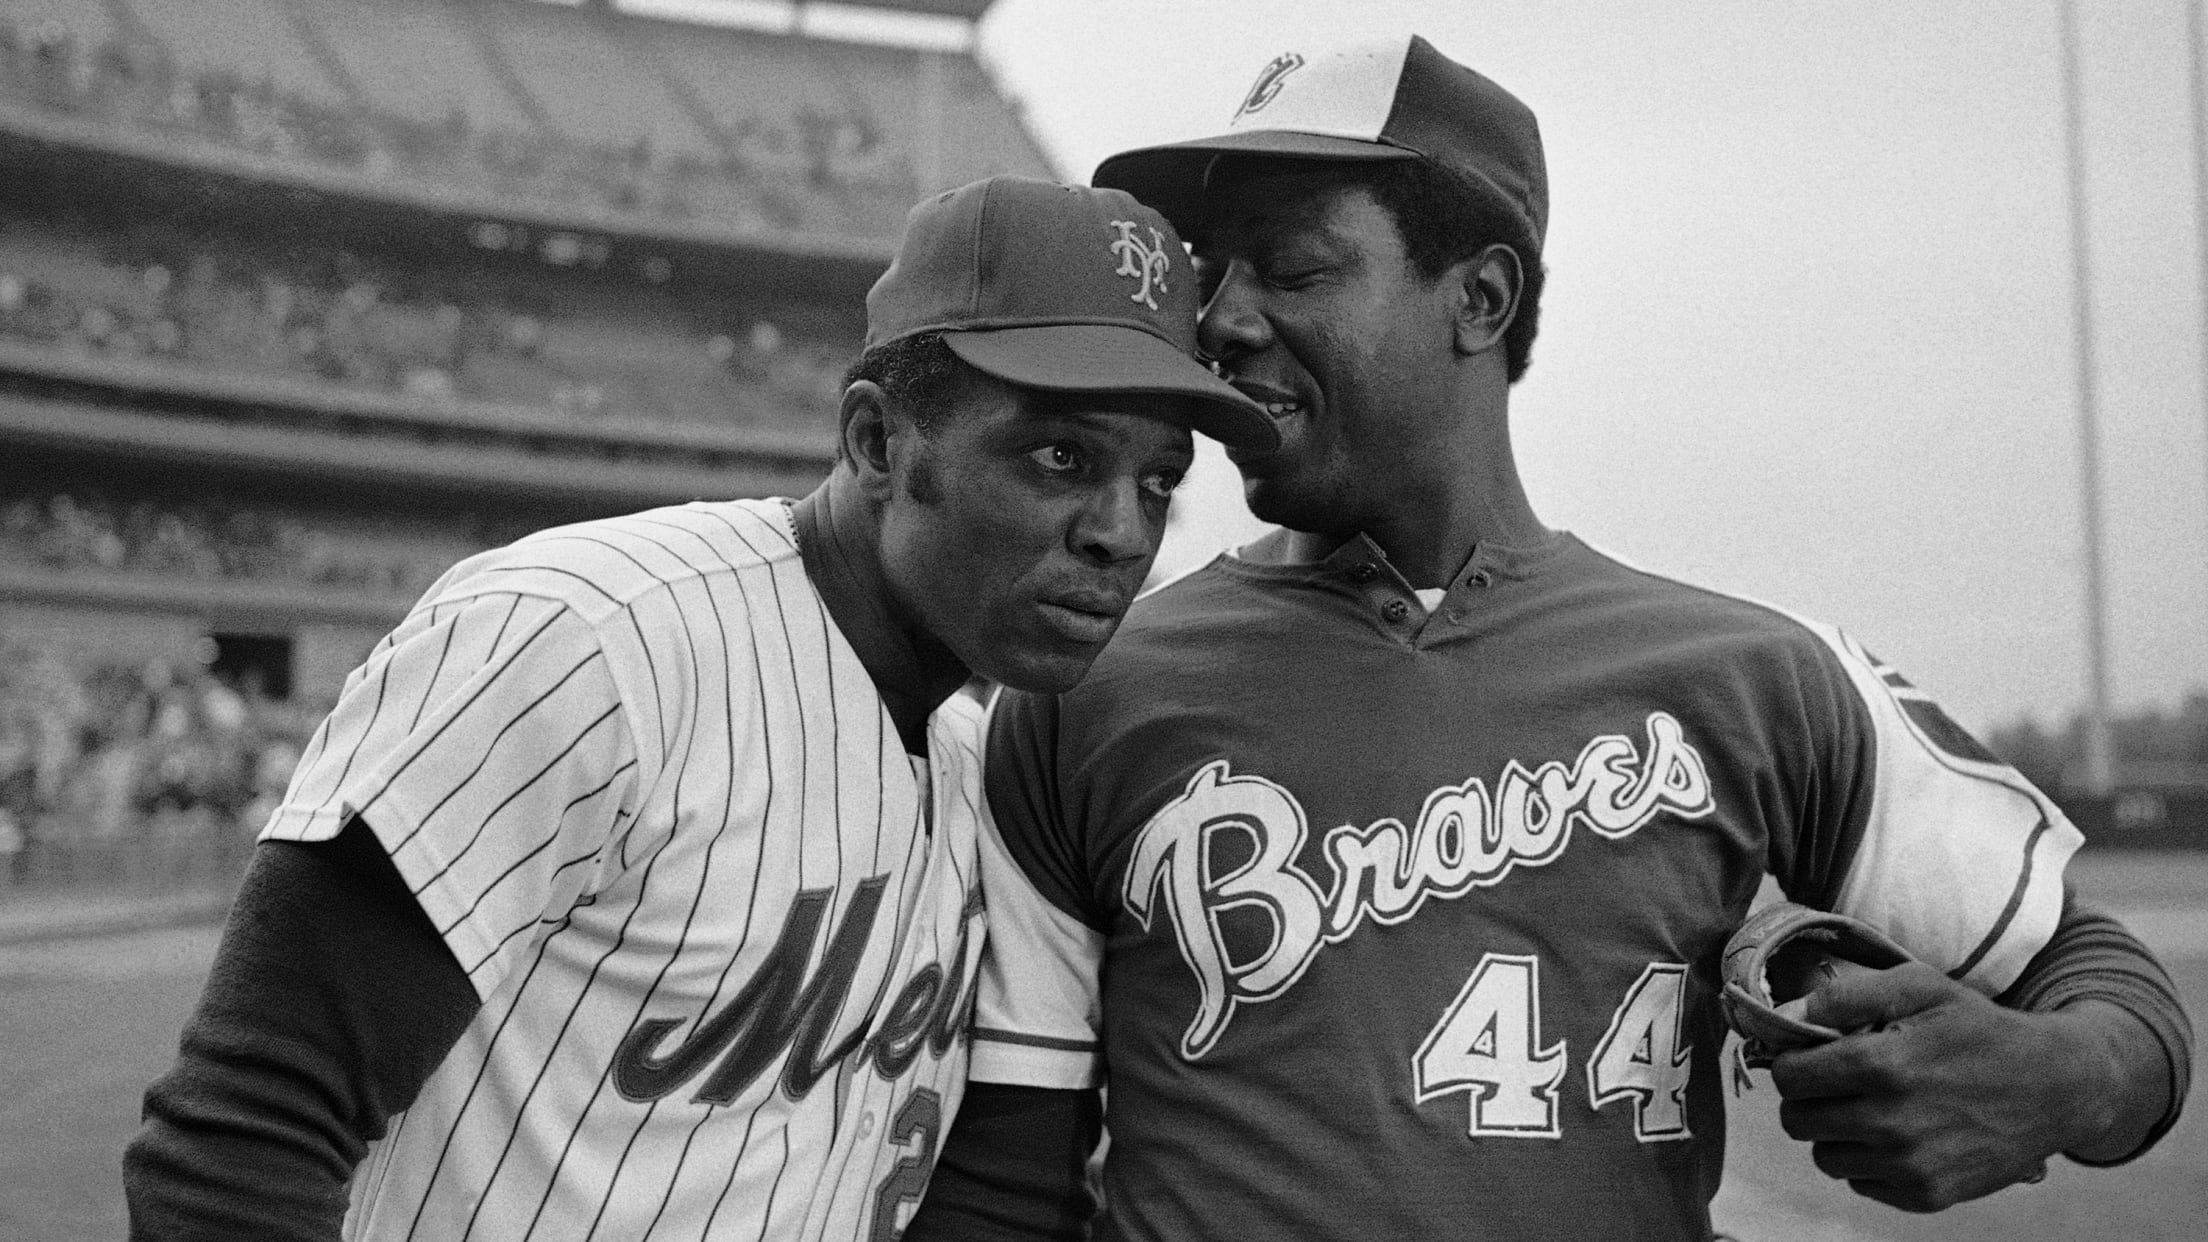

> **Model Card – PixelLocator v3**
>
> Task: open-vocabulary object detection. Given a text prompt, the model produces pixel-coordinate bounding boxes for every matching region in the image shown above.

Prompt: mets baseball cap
[865,175,1276,451]
[1093,34,1547,250]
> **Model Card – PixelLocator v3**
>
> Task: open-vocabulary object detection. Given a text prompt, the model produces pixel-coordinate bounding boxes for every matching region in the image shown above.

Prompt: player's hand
[1764,962,2115,1212]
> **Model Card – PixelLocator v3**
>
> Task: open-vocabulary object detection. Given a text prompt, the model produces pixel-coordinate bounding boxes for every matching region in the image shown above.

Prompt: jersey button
[1469,569,1494,588]
[1347,563,1379,584]
[1382,599,1411,622]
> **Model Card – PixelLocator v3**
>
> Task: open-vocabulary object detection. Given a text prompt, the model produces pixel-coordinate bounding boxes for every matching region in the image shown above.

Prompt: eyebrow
[1019,397,1201,434]
[1199,198,1351,253]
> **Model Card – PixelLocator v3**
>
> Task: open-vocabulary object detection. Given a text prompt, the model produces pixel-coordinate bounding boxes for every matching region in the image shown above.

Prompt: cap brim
[1095,130,1420,234]
[946,326,1278,452]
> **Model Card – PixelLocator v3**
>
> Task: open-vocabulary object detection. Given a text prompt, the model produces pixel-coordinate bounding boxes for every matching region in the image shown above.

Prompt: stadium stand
[0,0,1050,238]
[0,0,1054,888]
[120,0,351,112]
[473,0,719,159]
[296,0,543,136]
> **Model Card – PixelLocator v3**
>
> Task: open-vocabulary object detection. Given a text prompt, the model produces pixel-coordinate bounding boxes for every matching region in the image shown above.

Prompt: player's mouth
[1223,379,1306,461]
[1035,591,1128,644]
[1231,380,1304,421]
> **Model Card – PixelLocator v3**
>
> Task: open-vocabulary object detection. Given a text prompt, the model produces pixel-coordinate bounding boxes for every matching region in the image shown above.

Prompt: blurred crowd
[0,7,901,892]
[0,489,462,597]
[0,643,315,883]
[0,233,848,430]
[0,14,914,239]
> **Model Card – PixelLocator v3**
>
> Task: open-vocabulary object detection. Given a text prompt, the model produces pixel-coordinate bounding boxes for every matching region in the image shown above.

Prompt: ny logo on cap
[1109,220,1171,311]
[1234,51,1305,118]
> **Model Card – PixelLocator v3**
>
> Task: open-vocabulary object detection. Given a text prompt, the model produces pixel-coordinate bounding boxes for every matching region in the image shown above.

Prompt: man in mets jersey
[907,38,2193,1241]
[123,175,1274,1241]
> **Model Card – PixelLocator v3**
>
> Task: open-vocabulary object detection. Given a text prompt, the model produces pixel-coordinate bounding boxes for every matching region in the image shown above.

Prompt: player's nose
[1197,264,1272,364]
[1069,476,1154,567]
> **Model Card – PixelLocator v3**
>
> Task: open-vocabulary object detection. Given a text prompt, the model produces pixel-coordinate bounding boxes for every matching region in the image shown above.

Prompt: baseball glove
[1720,902,1915,1069]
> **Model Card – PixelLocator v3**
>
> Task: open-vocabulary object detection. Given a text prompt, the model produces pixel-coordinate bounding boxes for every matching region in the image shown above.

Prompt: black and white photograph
[0,2,2201,1239]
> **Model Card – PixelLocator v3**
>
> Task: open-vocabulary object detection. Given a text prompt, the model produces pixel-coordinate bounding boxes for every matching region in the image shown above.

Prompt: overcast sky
[964,0,2208,733]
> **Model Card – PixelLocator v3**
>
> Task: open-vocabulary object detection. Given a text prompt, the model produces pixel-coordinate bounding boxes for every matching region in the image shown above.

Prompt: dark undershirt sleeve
[903,1081,1104,1242]
[1997,884,2194,1165]
[123,815,482,1241]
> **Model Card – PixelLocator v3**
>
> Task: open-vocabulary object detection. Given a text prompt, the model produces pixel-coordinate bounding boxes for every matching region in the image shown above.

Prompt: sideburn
[902,449,944,506]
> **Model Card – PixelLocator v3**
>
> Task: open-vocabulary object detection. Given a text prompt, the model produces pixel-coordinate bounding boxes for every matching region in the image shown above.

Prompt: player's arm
[1760,626,2190,1208]
[1769,886,2189,1210]
[905,1083,1103,1241]
[123,815,479,1241]
[1995,888,2191,1162]
[127,587,645,1238]
[907,689,1111,1240]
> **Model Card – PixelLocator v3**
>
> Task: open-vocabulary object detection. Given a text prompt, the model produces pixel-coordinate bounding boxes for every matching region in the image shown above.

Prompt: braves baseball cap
[865,175,1276,451]
[1093,34,1547,250]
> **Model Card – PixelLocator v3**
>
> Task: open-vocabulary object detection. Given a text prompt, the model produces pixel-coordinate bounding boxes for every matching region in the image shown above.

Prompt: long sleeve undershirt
[123,817,480,1241]
[2002,887,2193,1164]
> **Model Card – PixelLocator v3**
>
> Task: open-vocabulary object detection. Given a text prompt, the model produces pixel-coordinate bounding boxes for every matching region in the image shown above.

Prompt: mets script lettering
[1123,712,1715,1058]
[612,877,983,1105]
[1108,220,1171,311]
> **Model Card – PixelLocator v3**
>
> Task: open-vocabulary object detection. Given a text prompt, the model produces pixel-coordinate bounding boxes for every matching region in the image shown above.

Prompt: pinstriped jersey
[262,498,987,1242]
[969,530,2080,1242]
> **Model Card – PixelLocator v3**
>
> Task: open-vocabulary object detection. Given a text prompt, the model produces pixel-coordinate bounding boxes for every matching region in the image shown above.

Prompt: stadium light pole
[2059,0,2117,796]
[2193,0,2208,617]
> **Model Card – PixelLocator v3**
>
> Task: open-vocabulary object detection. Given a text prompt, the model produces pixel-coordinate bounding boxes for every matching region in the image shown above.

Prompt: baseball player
[905,39,2192,1241]
[123,175,1273,1241]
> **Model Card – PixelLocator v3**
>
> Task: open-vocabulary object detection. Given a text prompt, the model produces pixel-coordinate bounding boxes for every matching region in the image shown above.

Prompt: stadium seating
[0,489,454,595]
[0,216,846,431]
[120,0,348,111]
[4,0,120,52]
[292,0,539,133]
[0,0,1052,866]
[0,0,1047,241]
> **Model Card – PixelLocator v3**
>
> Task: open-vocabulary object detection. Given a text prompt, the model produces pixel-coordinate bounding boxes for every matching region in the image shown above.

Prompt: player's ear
[1452,243,1523,358]
[839,380,899,501]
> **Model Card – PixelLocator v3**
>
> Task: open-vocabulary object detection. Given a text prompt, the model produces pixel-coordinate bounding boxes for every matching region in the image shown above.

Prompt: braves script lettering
[612,877,984,1105]
[1108,220,1171,311]
[1235,52,1306,118]
[1123,712,1715,1058]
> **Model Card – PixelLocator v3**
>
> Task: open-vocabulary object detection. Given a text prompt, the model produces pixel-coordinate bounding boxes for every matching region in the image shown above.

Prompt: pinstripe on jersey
[263,498,987,1242]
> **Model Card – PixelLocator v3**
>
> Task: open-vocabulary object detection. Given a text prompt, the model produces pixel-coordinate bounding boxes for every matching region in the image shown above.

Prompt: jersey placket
[1325,536,1509,647]
[1411,544,1508,647]
[1324,536,1425,645]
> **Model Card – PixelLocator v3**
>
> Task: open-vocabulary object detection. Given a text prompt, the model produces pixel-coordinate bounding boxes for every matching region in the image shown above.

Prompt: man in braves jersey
[122,175,1274,1241]
[906,38,2193,1242]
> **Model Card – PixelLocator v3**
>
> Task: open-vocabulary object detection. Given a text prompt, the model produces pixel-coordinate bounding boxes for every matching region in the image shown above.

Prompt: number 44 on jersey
[1414,955,1693,1141]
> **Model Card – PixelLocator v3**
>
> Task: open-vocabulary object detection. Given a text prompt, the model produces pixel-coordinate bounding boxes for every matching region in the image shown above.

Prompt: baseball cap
[1093,35,1546,249]
[864,175,1276,451]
